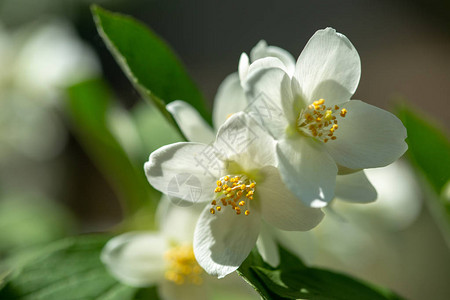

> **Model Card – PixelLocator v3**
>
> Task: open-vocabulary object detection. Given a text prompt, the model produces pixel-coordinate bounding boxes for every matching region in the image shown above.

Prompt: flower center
[296,98,347,143]
[210,175,256,216]
[164,244,203,285]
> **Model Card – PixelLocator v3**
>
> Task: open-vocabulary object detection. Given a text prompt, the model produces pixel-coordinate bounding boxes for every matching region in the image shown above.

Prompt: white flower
[145,112,323,278]
[244,27,408,208]
[165,40,296,144]
[102,198,258,300]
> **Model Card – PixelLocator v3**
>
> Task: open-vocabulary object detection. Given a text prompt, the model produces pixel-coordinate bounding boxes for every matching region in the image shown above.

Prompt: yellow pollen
[245,210,250,216]
[164,244,203,285]
[211,175,256,217]
[297,98,347,144]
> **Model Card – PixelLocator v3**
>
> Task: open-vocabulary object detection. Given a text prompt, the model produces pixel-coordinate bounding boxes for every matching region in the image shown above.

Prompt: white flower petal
[259,166,324,230]
[245,65,294,136]
[295,27,361,105]
[166,100,215,144]
[250,40,296,76]
[276,138,337,207]
[335,160,422,231]
[325,100,408,170]
[238,52,250,83]
[158,197,203,243]
[256,222,280,267]
[193,205,261,278]
[101,232,167,287]
[159,280,209,300]
[335,171,377,203]
[214,112,277,170]
[145,142,222,203]
[212,72,247,130]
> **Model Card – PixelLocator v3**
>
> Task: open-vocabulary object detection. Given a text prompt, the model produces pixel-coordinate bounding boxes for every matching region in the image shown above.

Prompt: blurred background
[0,0,449,299]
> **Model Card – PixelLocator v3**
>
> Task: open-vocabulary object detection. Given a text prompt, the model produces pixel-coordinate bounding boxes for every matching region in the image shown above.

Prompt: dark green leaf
[237,249,289,300]
[91,5,211,129]
[66,78,158,218]
[238,246,405,300]
[0,235,156,300]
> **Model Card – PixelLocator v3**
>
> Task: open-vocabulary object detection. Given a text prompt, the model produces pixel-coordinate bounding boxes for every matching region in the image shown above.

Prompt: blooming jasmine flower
[244,27,408,208]
[145,113,324,278]
[102,198,258,299]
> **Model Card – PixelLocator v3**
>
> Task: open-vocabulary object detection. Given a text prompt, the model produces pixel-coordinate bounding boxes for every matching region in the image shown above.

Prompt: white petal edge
[166,100,215,144]
[256,222,280,267]
[324,100,408,170]
[334,171,377,203]
[294,27,361,105]
[259,166,324,230]
[145,142,222,203]
[250,40,296,76]
[276,138,337,208]
[238,52,250,84]
[101,232,167,287]
[212,72,248,130]
[193,205,261,278]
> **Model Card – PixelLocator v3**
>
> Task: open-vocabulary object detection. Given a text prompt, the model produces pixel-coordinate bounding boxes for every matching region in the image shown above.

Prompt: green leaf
[66,78,158,218]
[0,235,159,300]
[397,104,450,194]
[397,104,450,246]
[237,249,289,300]
[91,5,211,130]
[238,246,404,300]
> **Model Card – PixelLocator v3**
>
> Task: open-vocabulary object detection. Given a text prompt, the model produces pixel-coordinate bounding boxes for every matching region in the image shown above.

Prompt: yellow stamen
[297,98,347,143]
[164,244,203,285]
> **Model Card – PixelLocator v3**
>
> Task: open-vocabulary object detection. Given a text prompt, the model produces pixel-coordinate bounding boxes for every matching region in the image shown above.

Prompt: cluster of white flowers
[102,28,407,299]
